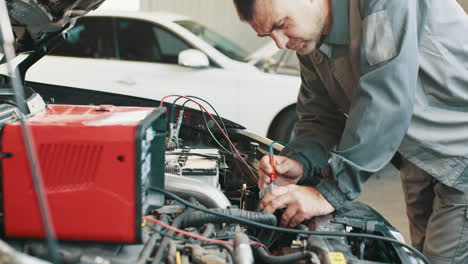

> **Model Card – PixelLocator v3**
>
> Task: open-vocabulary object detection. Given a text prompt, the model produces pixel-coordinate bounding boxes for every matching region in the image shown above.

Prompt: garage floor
[357,164,411,243]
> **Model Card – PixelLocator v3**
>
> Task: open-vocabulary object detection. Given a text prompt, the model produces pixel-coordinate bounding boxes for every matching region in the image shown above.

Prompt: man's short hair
[233,0,256,22]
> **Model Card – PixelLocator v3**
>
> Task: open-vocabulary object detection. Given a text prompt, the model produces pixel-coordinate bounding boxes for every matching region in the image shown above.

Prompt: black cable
[168,96,259,187]
[165,152,222,160]
[203,243,234,264]
[147,221,234,264]
[169,96,236,169]
[255,246,320,264]
[137,215,170,264]
[180,208,277,245]
[198,104,234,155]
[169,97,185,123]
[197,103,258,176]
[149,186,430,264]
[218,149,258,173]
[169,95,229,135]
[167,96,233,156]
[197,104,258,187]
[215,235,262,244]
[182,96,230,135]
[168,96,259,186]
[175,101,258,187]
[152,204,195,264]
[176,96,232,152]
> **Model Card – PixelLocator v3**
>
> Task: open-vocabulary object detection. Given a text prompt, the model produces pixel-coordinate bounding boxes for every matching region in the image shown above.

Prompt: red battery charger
[1,104,167,243]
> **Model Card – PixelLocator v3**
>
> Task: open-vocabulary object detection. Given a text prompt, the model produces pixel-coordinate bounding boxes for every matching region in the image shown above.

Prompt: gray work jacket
[283,0,468,209]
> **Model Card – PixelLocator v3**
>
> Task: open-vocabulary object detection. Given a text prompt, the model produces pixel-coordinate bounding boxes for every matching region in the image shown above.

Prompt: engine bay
[0,96,422,264]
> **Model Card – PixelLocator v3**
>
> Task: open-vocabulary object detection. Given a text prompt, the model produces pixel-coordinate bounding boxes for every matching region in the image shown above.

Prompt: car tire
[267,106,298,143]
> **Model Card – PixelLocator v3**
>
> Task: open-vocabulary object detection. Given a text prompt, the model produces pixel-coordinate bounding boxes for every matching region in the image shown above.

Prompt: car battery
[165,148,221,189]
[1,104,167,243]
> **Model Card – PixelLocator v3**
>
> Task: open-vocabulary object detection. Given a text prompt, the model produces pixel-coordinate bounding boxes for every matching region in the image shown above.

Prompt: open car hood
[6,0,105,53]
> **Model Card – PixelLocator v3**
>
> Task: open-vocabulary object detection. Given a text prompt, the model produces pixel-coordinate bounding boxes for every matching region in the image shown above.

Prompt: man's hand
[260,185,335,227]
[258,155,304,190]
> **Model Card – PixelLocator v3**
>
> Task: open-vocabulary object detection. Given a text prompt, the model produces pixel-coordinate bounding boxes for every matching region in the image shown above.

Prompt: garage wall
[140,0,269,53]
[460,0,468,11]
[140,0,468,52]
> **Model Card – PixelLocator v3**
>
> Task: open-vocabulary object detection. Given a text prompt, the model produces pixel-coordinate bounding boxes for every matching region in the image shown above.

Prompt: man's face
[249,0,328,55]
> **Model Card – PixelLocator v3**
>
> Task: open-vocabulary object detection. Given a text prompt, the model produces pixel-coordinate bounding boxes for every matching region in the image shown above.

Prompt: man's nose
[270,31,288,49]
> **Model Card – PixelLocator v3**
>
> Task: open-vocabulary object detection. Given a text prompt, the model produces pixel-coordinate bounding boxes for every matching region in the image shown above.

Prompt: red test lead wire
[259,142,280,198]
[268,154,277,182]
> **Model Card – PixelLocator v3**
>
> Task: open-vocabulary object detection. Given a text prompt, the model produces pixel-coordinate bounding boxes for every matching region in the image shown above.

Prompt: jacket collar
[319,0,350,57]
[324,0,350,45]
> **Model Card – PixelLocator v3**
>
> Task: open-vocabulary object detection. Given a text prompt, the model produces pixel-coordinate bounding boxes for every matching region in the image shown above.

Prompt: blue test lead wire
[259,141,300,199]
[259,142,283,199]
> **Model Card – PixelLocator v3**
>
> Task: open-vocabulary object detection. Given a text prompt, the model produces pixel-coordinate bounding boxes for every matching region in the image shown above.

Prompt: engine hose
[152,201,195,264]
[136,215,170,264]
[254,246,321,264]
[181,208,277,245]
[234,232,254,264]
[202,223,215,238]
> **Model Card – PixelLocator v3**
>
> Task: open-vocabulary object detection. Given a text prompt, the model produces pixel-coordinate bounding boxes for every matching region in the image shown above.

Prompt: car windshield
[175,20,249,62]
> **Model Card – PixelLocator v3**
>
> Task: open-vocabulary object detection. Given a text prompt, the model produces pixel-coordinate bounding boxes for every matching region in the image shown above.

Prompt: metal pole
[0,2,60,263]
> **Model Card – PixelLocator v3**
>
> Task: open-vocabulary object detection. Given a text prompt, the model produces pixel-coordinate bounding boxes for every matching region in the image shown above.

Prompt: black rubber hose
[136,215,170,264]
[254,246,321,264]
[152,202,195,264]
[149,186,431,264]
[181,208,277,244]
[182,209,277,227]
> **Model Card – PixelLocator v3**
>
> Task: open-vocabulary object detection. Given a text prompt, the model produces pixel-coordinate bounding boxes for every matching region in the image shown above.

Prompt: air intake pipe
[165,173,231,209]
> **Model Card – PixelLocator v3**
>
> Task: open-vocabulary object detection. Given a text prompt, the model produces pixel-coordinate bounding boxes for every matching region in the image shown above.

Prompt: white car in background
[21,10,301,141]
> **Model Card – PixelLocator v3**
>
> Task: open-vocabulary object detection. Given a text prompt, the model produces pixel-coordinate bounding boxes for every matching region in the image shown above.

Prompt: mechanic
[232,0,468,263]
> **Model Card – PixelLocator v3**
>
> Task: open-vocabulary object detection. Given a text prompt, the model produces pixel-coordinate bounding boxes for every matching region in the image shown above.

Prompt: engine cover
[1,104,167,243]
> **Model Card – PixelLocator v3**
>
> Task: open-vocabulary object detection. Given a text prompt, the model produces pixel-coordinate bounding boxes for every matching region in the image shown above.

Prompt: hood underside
[6,0,105,52]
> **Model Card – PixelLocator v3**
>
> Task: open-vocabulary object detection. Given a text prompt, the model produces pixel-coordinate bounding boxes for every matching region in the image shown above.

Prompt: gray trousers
[400,158,468,264]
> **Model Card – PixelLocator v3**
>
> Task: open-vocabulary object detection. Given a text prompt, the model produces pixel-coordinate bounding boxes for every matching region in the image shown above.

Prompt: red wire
[157,96,271,253]
[143,216,271,253]
[159,95,258,181]
[144,216,230,245]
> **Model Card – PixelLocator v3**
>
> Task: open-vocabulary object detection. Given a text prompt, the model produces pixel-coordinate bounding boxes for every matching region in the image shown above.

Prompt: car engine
[0,95,423,264]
